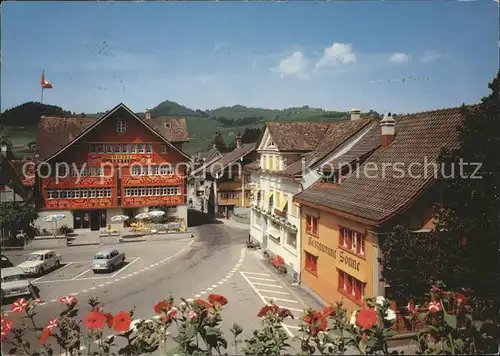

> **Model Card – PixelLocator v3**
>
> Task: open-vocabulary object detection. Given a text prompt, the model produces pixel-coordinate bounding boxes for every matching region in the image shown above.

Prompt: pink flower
[428,301,442,313]
[46,318,58,331]
[12,298,29,313]
[188,310,198,319]
[59,295,78,306]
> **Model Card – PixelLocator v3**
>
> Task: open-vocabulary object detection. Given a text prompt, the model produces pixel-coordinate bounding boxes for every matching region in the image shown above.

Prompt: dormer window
[269,139,275,147]
[117,120,127,133]
[324,172,338,184]
[164,123,171,128]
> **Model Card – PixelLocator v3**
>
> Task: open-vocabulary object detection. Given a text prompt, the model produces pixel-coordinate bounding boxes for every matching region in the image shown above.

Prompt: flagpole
[41,87,44,104]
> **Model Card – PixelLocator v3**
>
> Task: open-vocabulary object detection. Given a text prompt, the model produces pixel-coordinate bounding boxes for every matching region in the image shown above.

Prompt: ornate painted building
[27,103,191,231]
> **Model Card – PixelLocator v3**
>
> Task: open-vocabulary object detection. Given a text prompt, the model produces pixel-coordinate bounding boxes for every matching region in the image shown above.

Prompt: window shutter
[355,280,362,300]
[338,270,344,291]
[339,228,344,246]
[347,230,352,249]
[312,255,317,273]
[346,274,352,295]
[356,233,361,254]
[306,216,311,233]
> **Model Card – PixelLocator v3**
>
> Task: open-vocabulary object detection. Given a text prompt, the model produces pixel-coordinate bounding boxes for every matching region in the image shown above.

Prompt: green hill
[2,101,378,156]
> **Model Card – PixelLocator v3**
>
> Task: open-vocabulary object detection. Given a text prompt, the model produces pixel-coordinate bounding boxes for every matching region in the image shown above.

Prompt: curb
[68,242,100,247]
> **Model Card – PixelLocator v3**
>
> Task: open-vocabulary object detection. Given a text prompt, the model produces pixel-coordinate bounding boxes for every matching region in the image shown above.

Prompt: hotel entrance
[73,211,90,230]
[90,210,107,231]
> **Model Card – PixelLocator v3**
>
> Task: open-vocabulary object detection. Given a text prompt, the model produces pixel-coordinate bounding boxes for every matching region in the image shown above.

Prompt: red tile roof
[294,106,472,225]
[265,121,331,151]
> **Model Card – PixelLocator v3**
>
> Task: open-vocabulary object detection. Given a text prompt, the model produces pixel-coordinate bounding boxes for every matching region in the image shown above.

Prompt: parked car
[1,267,37,300]
[17,250,62,276]
[1,255,14,269]
[92,248,125,273]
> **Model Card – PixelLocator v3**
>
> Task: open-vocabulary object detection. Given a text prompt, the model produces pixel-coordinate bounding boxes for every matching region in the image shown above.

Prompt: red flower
[195,298,212,309]
[305,311,327,336]
[45,318,58,331]
[59,295,78,306]
[84,310,108,329]
[40,327,51,345]
[162,308,178,325]
[455,293,467,306]
[355,307,378,329]
[427,301,442,313]
[153,300,172,314]
[279,308,295,319]
[112,311,132,332]
[407,301,415,312]
[188,310,198,319]
[323,306,335,317]
[12,298,29,313]
[104,313,114,328]
[431,286,441,293]
[207,294,228,306]
[1,319,13,341]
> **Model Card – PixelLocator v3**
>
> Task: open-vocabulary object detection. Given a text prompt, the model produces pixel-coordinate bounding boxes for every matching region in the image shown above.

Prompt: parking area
[1,238,193,309]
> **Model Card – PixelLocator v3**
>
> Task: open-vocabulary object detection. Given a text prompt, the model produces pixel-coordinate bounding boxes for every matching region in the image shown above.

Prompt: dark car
[1,255,14,269]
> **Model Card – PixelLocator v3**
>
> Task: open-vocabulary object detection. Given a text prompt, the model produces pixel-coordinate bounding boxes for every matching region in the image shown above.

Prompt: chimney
[236,133,242,148]
[350,108,361,121]
[145,109,151,120]
[380,112,396,148]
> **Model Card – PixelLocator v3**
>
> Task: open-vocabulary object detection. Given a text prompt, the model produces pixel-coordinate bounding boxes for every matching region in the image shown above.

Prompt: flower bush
[1,285,498,355]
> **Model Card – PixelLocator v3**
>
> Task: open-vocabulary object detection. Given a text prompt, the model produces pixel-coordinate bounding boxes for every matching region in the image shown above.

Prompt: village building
[26,103,191,232]
[249,112,378,283]
[293,106,469,314]
[189,142,223,204]
[190,134,257,218]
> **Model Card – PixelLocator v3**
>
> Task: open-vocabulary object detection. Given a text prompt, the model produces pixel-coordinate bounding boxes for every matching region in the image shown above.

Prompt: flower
[12,298,29,313]
[59,295,78,306]
[162,307,178,324]
[46,318,58,331]
[279,308,294,319]
[323,306,336,317]
[188,310,198,319]
[407,301,415,312]
[33,298,43,305]
[376,296,386,307]
[455,293,467,306]
[179,301,187,310]
[304,311,327,336]
[84,310,108,329]
[1,319,13,341]
[427,301,442,313]
[385,308,397,322]
[104,313,114,328]
[153,300,172,314]
[257,304,279,317]
[40,327,51,345]
[208,294,228,306]
[195,298,212,309]
[112,311,132,332]
[355,307,378,329]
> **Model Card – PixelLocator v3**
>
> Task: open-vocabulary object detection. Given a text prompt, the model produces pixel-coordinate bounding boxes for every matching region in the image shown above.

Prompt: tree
[0,201,38,239]
[213,132,227,153]
[380,72,500,306]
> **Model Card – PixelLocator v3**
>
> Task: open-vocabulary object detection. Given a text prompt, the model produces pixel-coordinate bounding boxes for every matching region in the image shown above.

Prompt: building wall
[35,210,74,232]
[300,206,377,315]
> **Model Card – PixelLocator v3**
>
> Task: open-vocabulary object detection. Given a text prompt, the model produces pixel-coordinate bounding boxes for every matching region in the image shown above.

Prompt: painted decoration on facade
[42,176,114,188]
[21,176,35,186]
[88,154,153,165]
[45,198,114,210]
[122,195,184,207]
[121,175,183,185]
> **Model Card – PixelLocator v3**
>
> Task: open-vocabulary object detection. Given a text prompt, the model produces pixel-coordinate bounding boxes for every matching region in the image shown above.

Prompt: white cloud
[420,50,443,63]
[271,52,311,79]
[389,52,410,63]
[315,43,357,69]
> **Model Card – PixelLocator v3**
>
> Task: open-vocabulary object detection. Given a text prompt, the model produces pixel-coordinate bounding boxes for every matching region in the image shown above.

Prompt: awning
[278,193,288,211]
[264,191,272,202]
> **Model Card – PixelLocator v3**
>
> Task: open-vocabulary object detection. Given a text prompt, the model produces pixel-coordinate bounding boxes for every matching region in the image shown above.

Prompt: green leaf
[358,339,367,355]
[442,302,457,329]
[9,348,18,354]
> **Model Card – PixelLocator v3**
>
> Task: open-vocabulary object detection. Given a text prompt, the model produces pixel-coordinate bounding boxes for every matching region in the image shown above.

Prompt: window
[97,145,105,153]
[159,165,172,175]
[121,144,128,153]
[89,189,96,198]
[286,232,297,249]
[131,144,138,153]
[114,145,121,153]
[339,227,365,257]
[306,215,318,235]
[138,144,145,153]
[81,189,88,198]
[146,144,152,153]
[74,189,80,198]
[160,145,167,153]
[47,190,55,199]
[89,144,96,153]
[338,271,364,302]
[305,251,318,275]
[131,166,141,176]
[117,120,126,133]
[252,212,260,227]
[106,145,113,153]
[291,203,299,217]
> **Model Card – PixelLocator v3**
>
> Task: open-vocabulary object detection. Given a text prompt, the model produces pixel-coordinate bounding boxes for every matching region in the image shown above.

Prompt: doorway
[73,211,90,229]
[90,210,106,231]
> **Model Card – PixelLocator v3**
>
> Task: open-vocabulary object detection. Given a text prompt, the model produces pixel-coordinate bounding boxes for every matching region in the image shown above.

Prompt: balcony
[218,181,241,191]
[44,197,115,210]
[42,176,114,188]
[217,197,240,206]
[122,175,183,186]
[122,195,184,207]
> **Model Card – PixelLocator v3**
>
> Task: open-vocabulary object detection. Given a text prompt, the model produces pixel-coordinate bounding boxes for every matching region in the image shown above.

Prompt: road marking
[284,324,300,329]
[245,276,276,282]
[200,291,207,294]
[33,276,109,284]
[256,289,291,295]
[240,271,270,276]
[31,262,76,283]
[195,294,201,298]
[251,282,283,288]
[206,287,213,291]
[110,257,140,278]
[263,296,299,303]
[98,284,105,288]
[72,268,91,280]
[211,284,218,288]
[240,271,294,338]
[278,306,304,312]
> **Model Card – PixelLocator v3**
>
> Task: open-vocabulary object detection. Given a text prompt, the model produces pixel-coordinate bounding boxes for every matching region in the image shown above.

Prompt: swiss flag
[41,71,53,89]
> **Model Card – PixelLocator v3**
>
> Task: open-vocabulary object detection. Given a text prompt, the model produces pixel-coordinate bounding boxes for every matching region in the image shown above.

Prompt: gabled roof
[294,105,471,225]
[1,155,29,201]
[212,143,256,175]
[264,121,331,151]
[198,146,222,162]
[36,103,190,161]
[278,118,376,178]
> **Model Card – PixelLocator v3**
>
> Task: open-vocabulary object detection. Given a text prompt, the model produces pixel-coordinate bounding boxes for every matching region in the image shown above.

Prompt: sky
[1,1,499,114]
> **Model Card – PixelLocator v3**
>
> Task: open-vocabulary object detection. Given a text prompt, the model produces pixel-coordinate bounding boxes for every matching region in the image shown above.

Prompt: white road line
[110,257,140,278]
[284,324,300,329]
[211,284,218,288]
[195,294,201,298]
[263,296,299,303]
[200,291,207,294]
[251,282,283,288]
[278,306,304,312]
[241,271,270,276]
[245,276,276,282]
[256,289,291,295]
[31,262,76,283]
[98,284,105,288]
[240,271,294,338]
[72,268,91,280]
[206,287,213,291]
[33,276,109,284]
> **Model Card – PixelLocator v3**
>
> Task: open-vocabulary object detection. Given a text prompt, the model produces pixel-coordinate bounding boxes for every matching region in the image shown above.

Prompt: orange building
[294,107,469,314]
[29,103,191,231]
